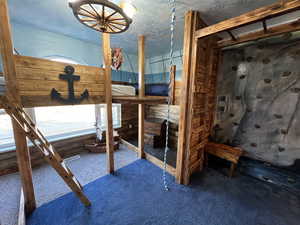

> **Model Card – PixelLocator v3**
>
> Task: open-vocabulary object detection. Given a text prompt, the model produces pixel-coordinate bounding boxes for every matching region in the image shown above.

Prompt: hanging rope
[162,0,176,191]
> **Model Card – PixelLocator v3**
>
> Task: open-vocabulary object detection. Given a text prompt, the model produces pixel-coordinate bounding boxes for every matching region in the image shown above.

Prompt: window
[0,103,122,151]
[98,104,122,129]
[35,105,95,140]
[0,109,15,151]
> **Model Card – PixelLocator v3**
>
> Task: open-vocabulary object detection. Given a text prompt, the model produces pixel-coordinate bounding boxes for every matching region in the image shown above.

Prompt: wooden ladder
[2,96,91,206]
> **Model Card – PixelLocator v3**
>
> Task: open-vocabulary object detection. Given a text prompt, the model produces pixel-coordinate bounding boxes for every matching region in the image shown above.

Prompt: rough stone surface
[214,38,300,167]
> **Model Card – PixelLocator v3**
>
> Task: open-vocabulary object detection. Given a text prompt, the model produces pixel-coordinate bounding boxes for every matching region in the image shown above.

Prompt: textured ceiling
[8,0,299,57]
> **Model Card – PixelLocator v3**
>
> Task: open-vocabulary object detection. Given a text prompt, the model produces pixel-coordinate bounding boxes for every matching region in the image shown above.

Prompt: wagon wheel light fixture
[69,0,137,34]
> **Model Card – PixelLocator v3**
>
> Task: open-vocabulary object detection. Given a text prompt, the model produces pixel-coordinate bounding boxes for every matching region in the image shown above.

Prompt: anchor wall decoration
[51,65,89,104]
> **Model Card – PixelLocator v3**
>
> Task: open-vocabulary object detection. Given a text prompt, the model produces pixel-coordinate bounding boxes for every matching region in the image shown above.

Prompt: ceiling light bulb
[120,1,137,19]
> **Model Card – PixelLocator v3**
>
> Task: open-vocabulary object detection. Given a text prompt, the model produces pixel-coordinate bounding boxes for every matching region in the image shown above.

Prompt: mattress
[112,84,136,96]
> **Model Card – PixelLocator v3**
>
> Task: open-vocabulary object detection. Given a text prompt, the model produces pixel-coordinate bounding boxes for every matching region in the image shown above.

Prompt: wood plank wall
[118,104,138,141]
[14,55,105,107]
[187,36,220,178]
[145,104,179,150]
[177,11,220,184]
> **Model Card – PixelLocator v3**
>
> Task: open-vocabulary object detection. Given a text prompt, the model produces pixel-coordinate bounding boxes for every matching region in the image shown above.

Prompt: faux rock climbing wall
[213,37,300,167]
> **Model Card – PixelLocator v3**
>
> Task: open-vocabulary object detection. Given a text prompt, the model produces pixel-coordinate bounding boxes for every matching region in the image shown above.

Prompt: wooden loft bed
[0,0,172,217]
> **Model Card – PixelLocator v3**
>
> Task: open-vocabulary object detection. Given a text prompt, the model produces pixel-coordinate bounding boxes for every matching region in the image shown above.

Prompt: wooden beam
[138,35,145,159]
[102,33,114,173]
[176,11,197,184]
[113,96,167,104]
[145,153,176,177]
[195,0,300,39]
[218,18,300,48]
[169,65,176,105]
[120,138,138,152]
[0,0,36,213]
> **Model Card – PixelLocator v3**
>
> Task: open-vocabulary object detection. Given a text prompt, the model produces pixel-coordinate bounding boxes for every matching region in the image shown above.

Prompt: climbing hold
[213,124,222,131]
[291,87,300,93]
[239,75,246,79]
[282,71,291,77]
[274,114,283,119]
[233,122,239,126]
[229,113,235,117]
[282,32,292,40]
[232,139,240,146]
[218,106,225,112]
[254,124,261,129]
[278,146,285,152]
[262,58,270,64]
[219,96,226,101]
[257,44,265,49]
[281,129,288,135]
[251,143,257,147]
[264,78,272,84]
[232,66,238,71]
[246,56,253,62]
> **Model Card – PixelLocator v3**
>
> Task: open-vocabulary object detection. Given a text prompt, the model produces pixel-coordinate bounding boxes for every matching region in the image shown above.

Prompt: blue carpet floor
[27,160,300,225]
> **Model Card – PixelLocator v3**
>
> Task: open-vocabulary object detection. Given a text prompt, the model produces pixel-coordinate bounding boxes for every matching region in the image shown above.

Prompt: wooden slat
[102,33,114,174]
[0,0,36,213]
[120,138,138,152]
[12,55,105,107]
[218,18,300,48]
[138,35,145,159]
[112,96,167,104]
[20,95,105,108]
[195,0,300,39]
[145,153,176,176]
[176,11,199,185]
[14,55,103,75]
[169,65,176,105]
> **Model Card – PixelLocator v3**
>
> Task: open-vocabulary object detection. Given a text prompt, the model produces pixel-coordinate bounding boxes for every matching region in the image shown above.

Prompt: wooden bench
[205,142,244,177]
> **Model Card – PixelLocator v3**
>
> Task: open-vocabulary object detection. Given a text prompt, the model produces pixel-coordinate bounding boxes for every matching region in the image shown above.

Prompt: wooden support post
[102,33,114,173]
[0,0,36,213]
[138,35,145,159]
[169,65,176,105]
[176,11,197,184]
